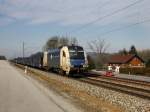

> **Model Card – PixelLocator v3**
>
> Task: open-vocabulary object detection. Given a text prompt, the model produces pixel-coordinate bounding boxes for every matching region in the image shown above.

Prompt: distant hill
[0,56,6,60]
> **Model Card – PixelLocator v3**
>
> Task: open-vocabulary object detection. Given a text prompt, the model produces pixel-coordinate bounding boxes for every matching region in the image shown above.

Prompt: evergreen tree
[146,59,150,67]
[129,45,137,55]
[118,48,128,55]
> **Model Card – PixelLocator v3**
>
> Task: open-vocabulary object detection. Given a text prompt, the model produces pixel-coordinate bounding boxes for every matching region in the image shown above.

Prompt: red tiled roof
[108,54,135,64]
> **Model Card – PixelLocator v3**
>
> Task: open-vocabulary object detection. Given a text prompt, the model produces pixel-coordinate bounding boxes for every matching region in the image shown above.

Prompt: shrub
[146,59,150,67]
[87,55,96,70]
[0,56,6,60]
[120,67,150,76]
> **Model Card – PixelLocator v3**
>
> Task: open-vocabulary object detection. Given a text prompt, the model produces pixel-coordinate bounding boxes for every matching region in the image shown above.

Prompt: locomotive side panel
[32,52,43,68]
[48,49,60,69]
[43,51,49,69]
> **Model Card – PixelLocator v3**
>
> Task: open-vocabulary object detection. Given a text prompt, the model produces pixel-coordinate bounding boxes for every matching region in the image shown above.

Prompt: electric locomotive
[43,45,88,75]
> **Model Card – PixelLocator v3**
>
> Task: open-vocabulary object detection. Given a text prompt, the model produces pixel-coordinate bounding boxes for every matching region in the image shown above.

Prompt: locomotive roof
[68,46,83,50]
[47,45,83,52]
[30,52,43,57]
[47,48,60,53]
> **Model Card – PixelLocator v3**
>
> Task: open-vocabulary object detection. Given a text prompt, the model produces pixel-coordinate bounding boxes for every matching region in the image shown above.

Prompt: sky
[0,0,150,58]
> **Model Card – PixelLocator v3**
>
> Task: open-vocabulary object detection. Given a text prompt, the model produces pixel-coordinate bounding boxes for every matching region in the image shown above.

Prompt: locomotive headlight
[70,65,74,68]
[84,64,89,67]
[83,64,87,67]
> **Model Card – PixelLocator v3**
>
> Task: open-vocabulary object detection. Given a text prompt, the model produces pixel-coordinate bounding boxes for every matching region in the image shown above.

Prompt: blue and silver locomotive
[43,45,88,75]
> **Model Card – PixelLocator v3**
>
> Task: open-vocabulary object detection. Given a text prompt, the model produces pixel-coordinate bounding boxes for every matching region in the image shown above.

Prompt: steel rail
[78,77,150,100]
[86,72,150,86]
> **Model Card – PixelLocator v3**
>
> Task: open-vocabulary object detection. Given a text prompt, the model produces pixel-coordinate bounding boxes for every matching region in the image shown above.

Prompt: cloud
[0,0,150,26]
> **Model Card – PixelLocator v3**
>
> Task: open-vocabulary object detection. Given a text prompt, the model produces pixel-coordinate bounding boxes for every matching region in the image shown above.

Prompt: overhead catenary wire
[84,0,112,15]
[69,0,145,34]
[98,18,150,37]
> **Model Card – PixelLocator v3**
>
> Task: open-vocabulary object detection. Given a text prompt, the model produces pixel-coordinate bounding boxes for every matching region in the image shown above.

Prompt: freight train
[14,45,88,75]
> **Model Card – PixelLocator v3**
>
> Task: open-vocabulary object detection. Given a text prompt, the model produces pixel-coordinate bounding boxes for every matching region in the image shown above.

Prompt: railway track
[73,72,150,100]
[85,72,150,87]
[78,77,150,100]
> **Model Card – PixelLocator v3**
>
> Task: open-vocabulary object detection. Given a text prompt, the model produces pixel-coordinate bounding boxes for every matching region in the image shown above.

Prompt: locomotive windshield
[68,46,85,59]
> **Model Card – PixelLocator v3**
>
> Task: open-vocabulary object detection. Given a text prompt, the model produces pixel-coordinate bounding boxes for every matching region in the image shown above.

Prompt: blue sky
[0,0,150,58]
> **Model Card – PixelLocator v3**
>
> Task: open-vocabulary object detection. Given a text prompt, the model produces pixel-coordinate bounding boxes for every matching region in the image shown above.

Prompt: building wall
[129,57,145,67]
[108,55,145,69]
[108,57,145,68]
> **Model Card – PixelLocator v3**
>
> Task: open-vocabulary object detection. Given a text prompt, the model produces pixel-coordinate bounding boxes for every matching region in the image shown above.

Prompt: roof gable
[108,54,144,64]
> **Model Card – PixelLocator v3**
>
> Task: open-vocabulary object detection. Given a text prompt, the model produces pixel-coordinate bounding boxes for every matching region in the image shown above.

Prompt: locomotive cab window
[68,46,85,59]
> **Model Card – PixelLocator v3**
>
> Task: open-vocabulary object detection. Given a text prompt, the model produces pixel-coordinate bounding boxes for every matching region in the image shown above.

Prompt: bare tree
[87,38,109,69]
[69,37,78,45]
[43,36,78,51]
[59,37,69,46]
[138,49,150,62]
[43,36,59,51]
[88,38,109,54]
[118,48,128,55]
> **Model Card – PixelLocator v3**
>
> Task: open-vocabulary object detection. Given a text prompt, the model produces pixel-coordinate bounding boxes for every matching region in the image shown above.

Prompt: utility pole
[23,42,25,64]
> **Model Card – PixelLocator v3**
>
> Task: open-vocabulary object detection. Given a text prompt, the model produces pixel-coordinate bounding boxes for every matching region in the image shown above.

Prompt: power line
[63,0,111,25]
[99,18,150,37]
[69,0,144,34]
[85,0,112,15]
